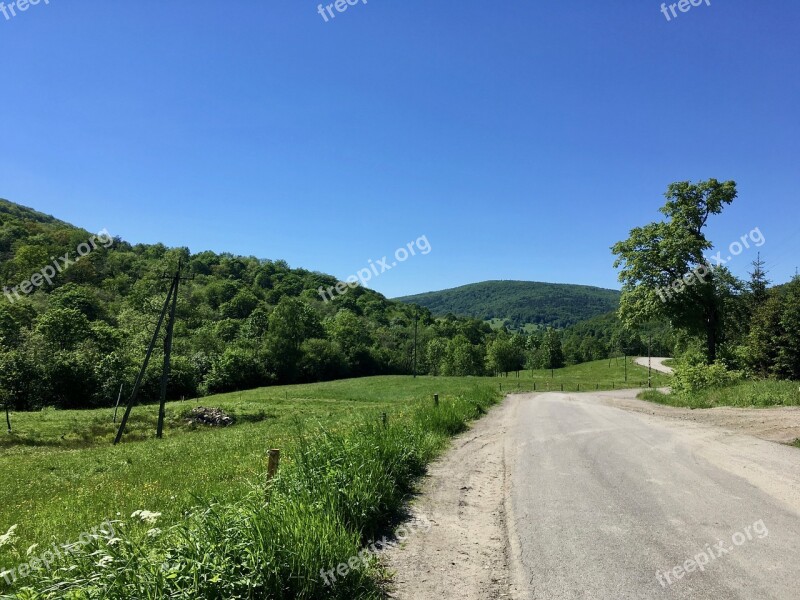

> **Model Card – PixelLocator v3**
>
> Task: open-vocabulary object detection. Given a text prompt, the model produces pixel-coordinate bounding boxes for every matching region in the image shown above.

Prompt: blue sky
[1,0,798,298]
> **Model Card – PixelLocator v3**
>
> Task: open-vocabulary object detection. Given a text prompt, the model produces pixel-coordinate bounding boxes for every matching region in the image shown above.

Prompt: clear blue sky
[1,0,798,298]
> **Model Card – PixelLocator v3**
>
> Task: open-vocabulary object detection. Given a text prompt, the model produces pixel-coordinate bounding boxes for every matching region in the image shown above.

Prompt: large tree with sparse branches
[612,179,738,363]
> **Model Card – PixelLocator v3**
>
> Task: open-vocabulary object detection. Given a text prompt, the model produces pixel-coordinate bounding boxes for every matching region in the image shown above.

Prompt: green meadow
[497,356,671,392]
[0,377,498,591]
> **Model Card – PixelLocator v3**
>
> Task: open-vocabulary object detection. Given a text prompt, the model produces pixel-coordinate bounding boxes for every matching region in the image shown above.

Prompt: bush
[671,360,743,396]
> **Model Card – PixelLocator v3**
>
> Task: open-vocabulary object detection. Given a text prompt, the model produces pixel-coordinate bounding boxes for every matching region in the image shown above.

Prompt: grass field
[638,380,800,409]
[497,356,670,392]
[0,377,500,592]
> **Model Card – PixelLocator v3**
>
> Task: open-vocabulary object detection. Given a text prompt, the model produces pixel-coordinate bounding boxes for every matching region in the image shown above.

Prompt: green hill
[396,280,621,329]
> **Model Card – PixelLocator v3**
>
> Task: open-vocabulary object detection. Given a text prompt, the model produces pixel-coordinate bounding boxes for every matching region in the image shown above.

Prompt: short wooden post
[560,383,564,392]
[577,383,580,392]
[381,412,388,428]
[267,449,280,482]
[533,382,536,391]
[499,383,502,391]
[434,394,439,407]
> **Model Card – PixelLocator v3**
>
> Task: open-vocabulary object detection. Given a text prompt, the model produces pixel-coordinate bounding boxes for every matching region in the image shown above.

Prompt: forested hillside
[2,199,628,412]
[397,280,621,329]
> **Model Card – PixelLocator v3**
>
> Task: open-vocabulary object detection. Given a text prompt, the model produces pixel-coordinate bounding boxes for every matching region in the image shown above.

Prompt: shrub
[671,360,743,396]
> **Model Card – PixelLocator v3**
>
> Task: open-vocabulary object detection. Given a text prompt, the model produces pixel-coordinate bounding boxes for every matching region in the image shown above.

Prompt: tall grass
[639,379,800,409]
[2,389,497,599]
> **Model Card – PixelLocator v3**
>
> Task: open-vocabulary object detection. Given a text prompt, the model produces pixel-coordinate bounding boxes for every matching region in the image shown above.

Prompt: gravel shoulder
[381,399,521,600]
[588,388,800,445]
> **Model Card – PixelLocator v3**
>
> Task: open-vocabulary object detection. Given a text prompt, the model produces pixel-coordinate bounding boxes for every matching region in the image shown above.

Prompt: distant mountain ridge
[396,280,621,329]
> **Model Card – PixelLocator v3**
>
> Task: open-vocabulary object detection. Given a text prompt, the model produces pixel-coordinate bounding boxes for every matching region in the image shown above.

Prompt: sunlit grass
[0,376,497,573]
[639,379,800,409]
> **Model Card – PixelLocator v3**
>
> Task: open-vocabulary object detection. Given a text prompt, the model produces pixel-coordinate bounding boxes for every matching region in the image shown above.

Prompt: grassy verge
[498,357,671,392]
[639,380,800,409]
[0,376,499,598]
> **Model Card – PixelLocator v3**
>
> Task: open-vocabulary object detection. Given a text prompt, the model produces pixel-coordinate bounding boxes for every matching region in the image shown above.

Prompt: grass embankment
[639,380,800,409]
[498,357,671,392]
[0,376,499,598]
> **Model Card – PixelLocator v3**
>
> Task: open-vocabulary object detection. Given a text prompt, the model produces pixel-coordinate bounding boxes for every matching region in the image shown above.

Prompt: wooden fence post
[382,412,388,428]
[434,394,439,407]
[267,449,280,482]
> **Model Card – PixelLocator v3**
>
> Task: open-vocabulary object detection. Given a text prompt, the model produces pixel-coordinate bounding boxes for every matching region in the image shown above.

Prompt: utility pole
[157,261,182,438]
[5,402,10,434]
[113,280,175,445]
[413,309,418,378]
[624,350,627,383]
[114,260,191,445]
[648,334,652,388]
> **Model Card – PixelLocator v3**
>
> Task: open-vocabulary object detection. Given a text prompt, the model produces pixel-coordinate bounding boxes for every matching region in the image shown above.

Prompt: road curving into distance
[634,356,674,375]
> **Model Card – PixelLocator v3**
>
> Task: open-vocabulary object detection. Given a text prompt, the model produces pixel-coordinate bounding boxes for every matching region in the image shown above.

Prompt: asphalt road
[506,392,800,599]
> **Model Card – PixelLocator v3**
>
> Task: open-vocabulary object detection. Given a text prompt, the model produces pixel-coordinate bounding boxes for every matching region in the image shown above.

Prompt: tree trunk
[706,308,718,364]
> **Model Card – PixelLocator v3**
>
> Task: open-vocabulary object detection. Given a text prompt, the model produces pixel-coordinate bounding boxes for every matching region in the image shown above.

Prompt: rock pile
[187,407,234,427]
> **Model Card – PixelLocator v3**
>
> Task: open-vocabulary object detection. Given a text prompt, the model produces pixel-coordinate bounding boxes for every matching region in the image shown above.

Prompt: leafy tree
[299,339,347,382]
[268,297,323,382]
[425,338,447,376]
[612,179,738,362]
[442,335,484,376]
[35,307,91,351]
[535,328,565,370]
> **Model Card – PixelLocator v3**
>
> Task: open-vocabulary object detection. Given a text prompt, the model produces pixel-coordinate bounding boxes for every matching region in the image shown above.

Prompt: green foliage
[0,200,516,409]
[397,280,620,329]
[531,328,565,370]
[671,361,743,396]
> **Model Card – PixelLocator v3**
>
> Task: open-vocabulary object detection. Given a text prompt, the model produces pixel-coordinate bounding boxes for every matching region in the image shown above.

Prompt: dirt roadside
[585,388,800,445]
[380,399,521,600]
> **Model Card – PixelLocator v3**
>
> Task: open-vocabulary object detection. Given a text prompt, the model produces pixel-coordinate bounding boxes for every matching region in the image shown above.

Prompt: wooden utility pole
[5,402,10,434]
[113,280,175,445]
[648,334,652,388]
[157,263,182,439]
[114,260,190,445]
[413,309,418,378]
[113,384,123,423]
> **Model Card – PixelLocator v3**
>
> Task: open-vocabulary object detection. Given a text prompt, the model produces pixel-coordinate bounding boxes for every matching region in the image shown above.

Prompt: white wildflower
[130,510,162,524]
[146,528,162,538]
[0,525,18,548]
[26,543,39,556]
[97,555,113,568]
